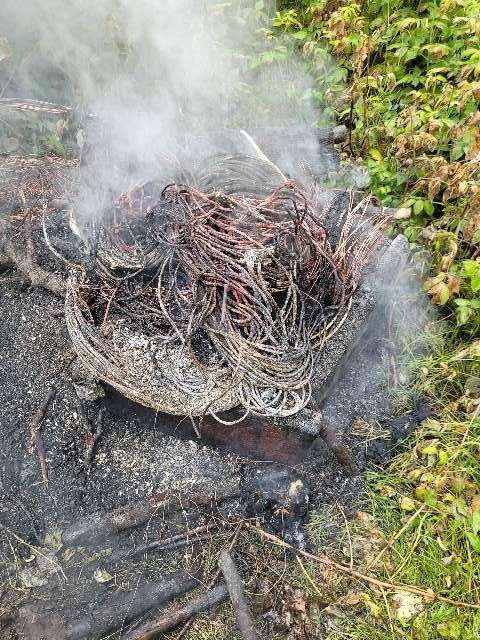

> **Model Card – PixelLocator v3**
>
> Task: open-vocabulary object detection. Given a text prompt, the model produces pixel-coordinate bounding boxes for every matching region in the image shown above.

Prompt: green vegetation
[272,0,480,334]
[254,1,480,637]
[313,340,480,639]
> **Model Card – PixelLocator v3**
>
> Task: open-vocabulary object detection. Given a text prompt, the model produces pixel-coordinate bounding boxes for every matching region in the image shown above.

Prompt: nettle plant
[274,0,480,334]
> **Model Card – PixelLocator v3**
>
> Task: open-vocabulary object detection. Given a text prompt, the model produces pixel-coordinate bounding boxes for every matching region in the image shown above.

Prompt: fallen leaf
[93,568,113,584]
[471,495,480,513]
[356,511,377,530]
[391,590,424,621]
[378,485,396,497]
[362,592,381,617]
[62,548,76,563]
[44,529,63,552]
[341,590,363,606]
[400,496,416,512]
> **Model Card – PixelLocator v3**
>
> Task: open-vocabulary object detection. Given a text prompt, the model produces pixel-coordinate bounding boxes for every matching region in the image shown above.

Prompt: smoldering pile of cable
[62,155,393,419]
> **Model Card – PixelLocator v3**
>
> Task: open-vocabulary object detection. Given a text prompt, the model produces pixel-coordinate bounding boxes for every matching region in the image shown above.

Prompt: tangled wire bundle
[62,155,393,419]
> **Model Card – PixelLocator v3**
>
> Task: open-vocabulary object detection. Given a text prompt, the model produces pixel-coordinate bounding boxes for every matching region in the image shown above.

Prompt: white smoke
[1,0,338,227]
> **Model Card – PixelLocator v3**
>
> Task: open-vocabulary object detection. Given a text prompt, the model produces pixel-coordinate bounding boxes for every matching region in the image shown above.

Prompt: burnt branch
[29,386,57,483]
[219,549,258,640]
[104,524,218,566]
[16,568,200,640]
[1,219,65,297]
[61,492,235,547]
[83,407,105,468]
[122,584,228,640]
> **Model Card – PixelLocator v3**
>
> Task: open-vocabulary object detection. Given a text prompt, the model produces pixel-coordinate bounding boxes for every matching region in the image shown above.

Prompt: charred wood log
[327,125,347,143]
[16,568,200,640]
[219,549,258,640]
[103,524,217,567]
[0,251,12,272]
[61,492,235,547]
[122,584,229,640]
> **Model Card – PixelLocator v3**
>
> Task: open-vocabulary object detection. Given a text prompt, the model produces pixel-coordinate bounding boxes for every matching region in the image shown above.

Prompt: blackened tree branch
[218,549,258,640]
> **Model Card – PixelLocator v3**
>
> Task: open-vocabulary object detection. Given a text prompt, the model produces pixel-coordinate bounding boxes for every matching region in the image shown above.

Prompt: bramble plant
[269,0,480,334]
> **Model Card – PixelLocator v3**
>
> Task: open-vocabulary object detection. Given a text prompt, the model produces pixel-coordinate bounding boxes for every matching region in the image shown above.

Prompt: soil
[0,279,367,640]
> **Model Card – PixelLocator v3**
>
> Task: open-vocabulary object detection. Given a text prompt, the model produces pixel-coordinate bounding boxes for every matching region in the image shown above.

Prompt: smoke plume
[0,0,341,226]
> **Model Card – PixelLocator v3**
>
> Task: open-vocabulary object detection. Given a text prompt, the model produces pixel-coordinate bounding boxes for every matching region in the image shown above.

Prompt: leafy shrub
[272,0,480,334]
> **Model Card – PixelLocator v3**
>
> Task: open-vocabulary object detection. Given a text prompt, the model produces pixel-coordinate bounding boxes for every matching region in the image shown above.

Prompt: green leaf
[369,148,383,161]
[413,200,424,215]
[456,305,472,326]
[472,512,480,535]
[421,445,438,455]
[471,273,480,293]
[437,450,449,466]
[466,532,480,552]
[461,260,480,278]
[423,201,435,216]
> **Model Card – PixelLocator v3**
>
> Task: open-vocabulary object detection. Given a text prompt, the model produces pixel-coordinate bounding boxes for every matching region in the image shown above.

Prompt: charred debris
[0,112,431,639]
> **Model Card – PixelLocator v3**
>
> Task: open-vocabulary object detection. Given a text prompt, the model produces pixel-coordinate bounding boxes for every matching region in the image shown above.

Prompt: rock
[70,360,105,401]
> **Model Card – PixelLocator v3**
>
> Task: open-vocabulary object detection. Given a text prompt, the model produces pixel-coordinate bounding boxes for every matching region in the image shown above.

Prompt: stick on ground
[122,584,229,640]
[218,549,258,640]
[249,523,480,611]
[61,492,235,547]
[174,521,244,640]
[29,386,56,483]
[0,215,65,297]
[83,407,105,468]
[104,524,217,566]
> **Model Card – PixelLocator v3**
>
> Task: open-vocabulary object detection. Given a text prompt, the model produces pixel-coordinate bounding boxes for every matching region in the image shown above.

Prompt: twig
[121,585,228,640]
[366,505,425,571]
[2,225,64,297]
[295,555,324,598]
[100,285,119,335]
[0,275,26,284]
[248,524,480,610]
[61,492,236,547]
[83,407,105,468]
[104,525,217,566]
[29,386,56,483]
[239,129,287,182]
[219,549,258,640]
[337,503,354,569]
[380,585,395,640]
